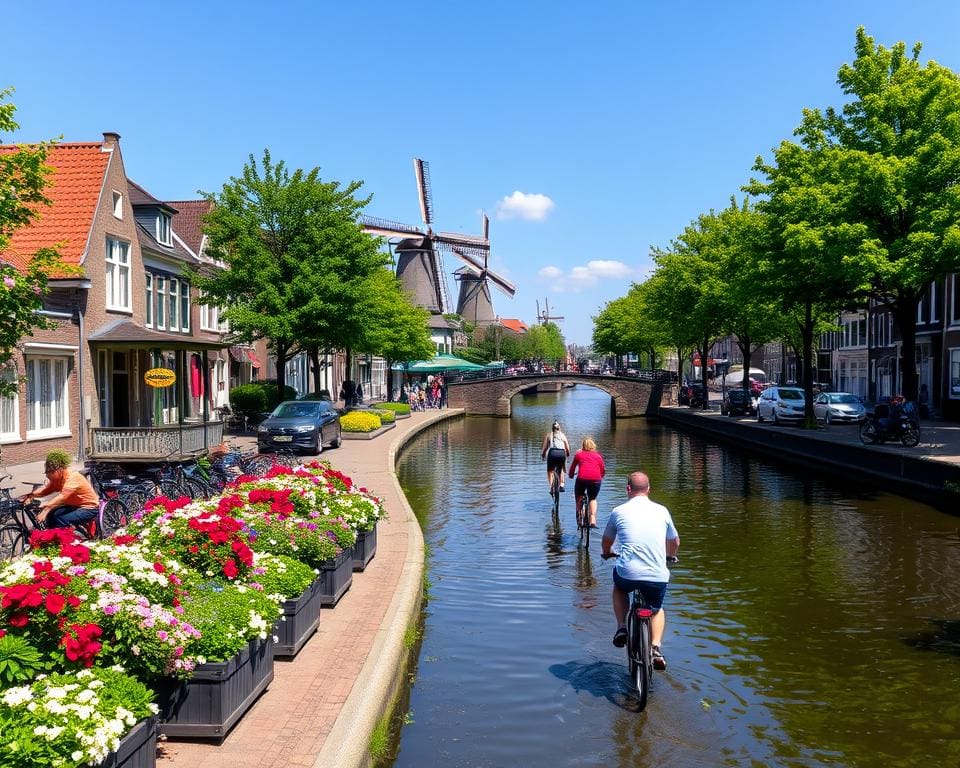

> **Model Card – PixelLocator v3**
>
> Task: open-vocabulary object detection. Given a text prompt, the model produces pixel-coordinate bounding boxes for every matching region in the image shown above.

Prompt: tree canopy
[192,150,390,394]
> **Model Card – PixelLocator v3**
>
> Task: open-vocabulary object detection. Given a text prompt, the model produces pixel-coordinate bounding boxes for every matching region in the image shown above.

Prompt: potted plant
[153,582,279,740]
[251,553,321,659]
[0,666,158,768]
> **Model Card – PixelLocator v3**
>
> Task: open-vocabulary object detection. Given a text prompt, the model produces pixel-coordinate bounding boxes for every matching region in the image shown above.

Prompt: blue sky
[6,1,960,345]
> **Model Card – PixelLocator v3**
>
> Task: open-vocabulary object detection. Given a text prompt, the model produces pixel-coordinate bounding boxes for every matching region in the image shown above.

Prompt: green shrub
[371,408,396,424]
[340,411,382,432]
[378,402,411,415]
[230,382,297,416]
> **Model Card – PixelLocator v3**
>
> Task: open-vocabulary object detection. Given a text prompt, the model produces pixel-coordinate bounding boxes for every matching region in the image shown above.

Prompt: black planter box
[319,547,353,607]
[101,716,157,768]
[273,576,323,658]
[156,636,274,741]
[352,524,377,572]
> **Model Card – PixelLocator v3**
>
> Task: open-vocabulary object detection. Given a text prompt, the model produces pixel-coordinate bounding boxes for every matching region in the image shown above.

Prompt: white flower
[2,686,32,706]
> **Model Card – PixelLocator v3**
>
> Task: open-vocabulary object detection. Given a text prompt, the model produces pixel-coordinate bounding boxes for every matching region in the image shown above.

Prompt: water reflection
[393,385,960,768]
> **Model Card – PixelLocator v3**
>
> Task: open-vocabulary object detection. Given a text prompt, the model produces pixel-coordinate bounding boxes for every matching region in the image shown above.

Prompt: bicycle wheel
[153,480,187,500]
[581,497,591,547]
[901,427,920,447]
[633,617,650,710]
[859,421,878,445]
[99,499,128,538]
[0,524,26,562]
[120,488,149,515]
[551,469,561,515]
[183,477,212,500]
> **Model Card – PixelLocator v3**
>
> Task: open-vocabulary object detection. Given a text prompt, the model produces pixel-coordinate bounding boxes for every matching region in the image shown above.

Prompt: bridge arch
[445,373,670,418]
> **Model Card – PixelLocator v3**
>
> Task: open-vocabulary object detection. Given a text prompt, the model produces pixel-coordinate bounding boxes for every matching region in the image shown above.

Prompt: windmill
[361,159,515,321]
[536,297,564,326]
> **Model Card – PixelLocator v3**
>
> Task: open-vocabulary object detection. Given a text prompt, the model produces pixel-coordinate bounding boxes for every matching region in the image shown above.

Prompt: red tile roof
[500,318,528,334]
[166,199,212,257]
[0,141,110,274]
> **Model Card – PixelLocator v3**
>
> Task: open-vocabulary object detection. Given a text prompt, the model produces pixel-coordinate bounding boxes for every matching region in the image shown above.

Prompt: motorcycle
[859,402,920,447]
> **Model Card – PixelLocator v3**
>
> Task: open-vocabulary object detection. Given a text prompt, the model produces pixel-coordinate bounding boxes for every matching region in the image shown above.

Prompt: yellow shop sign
[144,367,176,388]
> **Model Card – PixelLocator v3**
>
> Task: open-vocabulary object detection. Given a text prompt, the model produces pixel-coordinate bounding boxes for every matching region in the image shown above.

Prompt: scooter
[859,403,920,447]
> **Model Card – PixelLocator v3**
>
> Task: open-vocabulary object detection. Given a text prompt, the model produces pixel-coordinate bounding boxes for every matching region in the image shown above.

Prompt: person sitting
[19,450,99,529]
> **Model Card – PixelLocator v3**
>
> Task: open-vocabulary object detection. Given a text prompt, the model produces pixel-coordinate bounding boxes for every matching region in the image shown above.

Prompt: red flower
[59,542,91,564]
[44,592,67,615]
[7,612,29,627]
[0,629,6,637]
[153,561,166,574]
[61,623,103,667]
[222,558,238,579]
[112,534,138,546]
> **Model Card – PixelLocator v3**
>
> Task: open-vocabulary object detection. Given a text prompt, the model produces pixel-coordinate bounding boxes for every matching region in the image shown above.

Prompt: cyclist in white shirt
[540,421,570,494]
[602,471,680,670]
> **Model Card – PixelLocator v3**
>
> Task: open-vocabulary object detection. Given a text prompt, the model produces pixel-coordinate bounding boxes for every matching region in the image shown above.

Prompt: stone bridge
[445,372,675,418]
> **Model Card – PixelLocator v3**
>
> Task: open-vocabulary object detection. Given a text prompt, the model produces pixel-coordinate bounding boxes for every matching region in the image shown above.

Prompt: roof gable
[166,199,212,257]
[0,141,110,272]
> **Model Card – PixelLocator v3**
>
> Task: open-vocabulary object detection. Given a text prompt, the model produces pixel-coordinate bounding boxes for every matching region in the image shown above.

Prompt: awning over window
[229,346,246,363]
[246,349,262,369]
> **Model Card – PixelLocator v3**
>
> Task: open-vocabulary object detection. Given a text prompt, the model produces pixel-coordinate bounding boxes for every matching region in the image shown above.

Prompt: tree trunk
[893,298,919,402]
[737,336,753,394]
[274,342,291,408]
[308,347,323,396]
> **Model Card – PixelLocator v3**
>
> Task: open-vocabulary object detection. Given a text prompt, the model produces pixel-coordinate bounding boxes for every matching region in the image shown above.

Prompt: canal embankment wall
[657,407,960,510]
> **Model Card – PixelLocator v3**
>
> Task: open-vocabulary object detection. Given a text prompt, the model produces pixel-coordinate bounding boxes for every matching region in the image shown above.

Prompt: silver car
[813,392,865,424]
[756,386,805,424]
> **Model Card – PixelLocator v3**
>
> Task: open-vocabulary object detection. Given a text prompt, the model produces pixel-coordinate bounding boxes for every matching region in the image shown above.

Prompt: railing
[451,368,678,384]
[89,422,225,460]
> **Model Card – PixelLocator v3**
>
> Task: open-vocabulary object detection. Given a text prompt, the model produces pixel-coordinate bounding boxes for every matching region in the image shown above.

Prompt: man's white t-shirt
[603,494,678,582]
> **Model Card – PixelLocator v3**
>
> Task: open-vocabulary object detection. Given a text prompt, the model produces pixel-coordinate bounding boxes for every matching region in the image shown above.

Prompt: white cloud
[495,191,555,221]
[538,260,638,293]
[538,266,563,279]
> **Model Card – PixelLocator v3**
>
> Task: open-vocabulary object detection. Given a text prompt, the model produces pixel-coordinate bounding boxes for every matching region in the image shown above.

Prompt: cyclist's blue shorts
[612,571,667,612]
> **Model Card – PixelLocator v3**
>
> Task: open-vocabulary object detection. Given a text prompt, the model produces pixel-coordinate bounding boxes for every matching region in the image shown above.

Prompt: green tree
[0,88,67,398]
[751,27,960,402]
[523,323,565,366]
[192,150,389,396]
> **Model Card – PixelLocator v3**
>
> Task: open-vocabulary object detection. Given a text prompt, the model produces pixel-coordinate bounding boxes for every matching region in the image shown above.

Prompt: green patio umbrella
[399,354,486,374]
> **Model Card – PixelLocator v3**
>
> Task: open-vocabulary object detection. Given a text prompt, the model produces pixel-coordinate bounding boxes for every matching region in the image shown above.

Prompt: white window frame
[168,278,179,330]
[200,298,229,333]
[179,282,191,332]
[0,367,19,442]
[157,213,172,246]
[145,273,154,328]
[930,282,938,324]
[155,276,166,330]
[25,355,70,439]
[950,347,960,399]
[112,191,123,219]
[105,238,131,311]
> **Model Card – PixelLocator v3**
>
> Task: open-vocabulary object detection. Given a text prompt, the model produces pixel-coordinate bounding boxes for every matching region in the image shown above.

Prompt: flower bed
[376,402,411,417]
[369,408,396,424]
[0,457,387,761]
[340,410,381,432]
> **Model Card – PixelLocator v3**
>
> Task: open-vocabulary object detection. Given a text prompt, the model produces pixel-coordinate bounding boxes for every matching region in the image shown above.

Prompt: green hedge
[378,402,411,415]
[370,408,396,424]
[230,382,296,416]
[340,411,383,432]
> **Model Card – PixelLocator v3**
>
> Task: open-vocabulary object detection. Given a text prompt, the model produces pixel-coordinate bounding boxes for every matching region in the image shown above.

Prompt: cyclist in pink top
[568,437,605,528]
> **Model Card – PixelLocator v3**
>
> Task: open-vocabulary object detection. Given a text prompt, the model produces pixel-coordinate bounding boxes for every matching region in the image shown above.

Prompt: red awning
[246,349,262,369]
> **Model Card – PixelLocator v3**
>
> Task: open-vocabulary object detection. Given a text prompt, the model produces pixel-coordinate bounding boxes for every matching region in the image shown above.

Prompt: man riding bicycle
[540,421,570,494]
[567,436,605,527]
[19,450,99,529]
[602,471,680,670]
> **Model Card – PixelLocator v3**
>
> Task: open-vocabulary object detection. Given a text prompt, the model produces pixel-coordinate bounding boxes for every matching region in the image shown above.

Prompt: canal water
[391,385,960,768]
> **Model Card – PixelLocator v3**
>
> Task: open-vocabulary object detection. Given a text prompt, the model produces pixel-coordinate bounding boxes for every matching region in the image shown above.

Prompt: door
[111,351,130,427]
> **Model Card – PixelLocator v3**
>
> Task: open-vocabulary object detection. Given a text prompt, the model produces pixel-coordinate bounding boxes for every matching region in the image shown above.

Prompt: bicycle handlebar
[601,551,680,564]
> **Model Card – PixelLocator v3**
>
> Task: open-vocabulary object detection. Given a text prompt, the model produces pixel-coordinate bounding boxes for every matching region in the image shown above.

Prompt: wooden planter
[101,716,158,768]
[352,523,377,572]
[319,547,353,607]
[156,636,275,741]
[273,576,323,659]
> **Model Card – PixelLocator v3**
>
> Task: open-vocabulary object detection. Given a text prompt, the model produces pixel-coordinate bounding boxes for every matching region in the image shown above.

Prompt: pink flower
[3,276,14,288]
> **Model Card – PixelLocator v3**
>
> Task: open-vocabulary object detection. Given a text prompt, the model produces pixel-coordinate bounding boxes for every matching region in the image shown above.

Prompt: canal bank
[658,405,960,509]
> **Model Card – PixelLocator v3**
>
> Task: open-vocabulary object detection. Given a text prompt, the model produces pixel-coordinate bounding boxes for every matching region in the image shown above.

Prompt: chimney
[102,132,121,146]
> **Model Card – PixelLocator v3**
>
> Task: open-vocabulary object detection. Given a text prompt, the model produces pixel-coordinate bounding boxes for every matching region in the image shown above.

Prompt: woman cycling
[568,437,605,527]
[540,421,570,494]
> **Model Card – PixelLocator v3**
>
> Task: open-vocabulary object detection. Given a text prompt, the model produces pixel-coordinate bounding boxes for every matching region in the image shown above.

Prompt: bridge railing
[449,368,677,384]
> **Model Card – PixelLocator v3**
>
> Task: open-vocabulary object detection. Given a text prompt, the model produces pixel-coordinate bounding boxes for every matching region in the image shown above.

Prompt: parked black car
[257,400,342,454]
[720,387,755,416]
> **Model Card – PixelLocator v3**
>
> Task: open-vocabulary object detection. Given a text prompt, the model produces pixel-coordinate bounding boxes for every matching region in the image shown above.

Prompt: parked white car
[813,392,866,424]
[756,386,806,424]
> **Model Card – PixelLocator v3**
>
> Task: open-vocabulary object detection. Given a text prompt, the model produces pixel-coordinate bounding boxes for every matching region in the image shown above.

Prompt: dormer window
[157,213,172,246]
[112,192,123,219]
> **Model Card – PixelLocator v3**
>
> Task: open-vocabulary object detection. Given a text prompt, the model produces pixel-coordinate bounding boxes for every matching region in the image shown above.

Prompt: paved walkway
[2,409,458,768]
